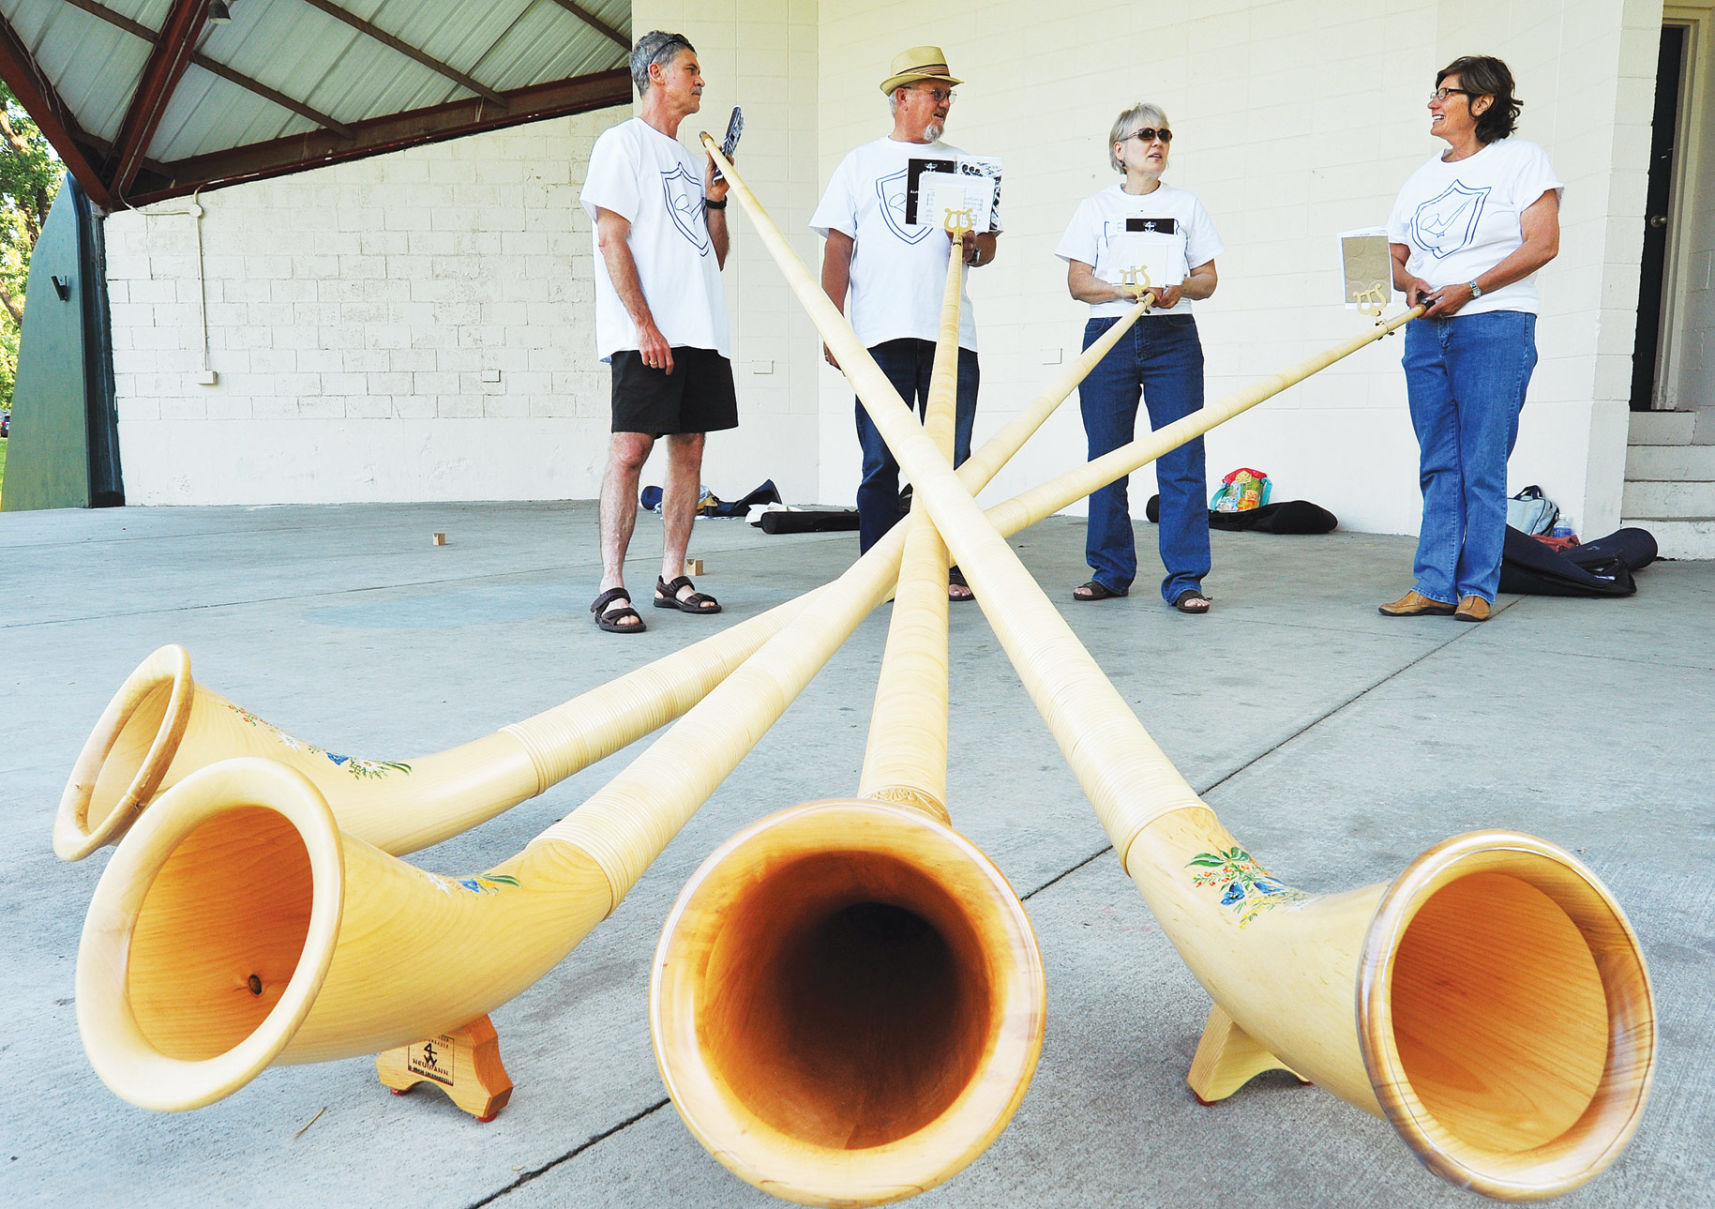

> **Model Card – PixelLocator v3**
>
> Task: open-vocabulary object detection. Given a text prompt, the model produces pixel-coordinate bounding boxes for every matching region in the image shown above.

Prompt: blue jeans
[856,338,978,552]
[1079,315,1209,603]
[1402,311,1538,605]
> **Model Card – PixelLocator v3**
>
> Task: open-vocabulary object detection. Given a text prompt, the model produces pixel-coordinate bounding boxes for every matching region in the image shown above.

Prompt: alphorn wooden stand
[1186,1004,1308,1105]
[376,1014,512,1122]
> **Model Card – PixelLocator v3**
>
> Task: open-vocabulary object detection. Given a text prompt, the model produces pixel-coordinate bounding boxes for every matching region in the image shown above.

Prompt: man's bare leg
[597,432,656,626]
[658,430,706,602]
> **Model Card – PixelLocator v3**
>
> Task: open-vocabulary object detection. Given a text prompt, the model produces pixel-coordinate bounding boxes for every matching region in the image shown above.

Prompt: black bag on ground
[1565,527,1657,574]
[1498,525,1650,597]
[1146,494,1337,534]
[756,509,860,534]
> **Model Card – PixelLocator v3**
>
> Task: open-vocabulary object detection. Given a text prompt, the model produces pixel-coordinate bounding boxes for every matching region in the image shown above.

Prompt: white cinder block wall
[109,113,629,505]
[105,0,1669,538]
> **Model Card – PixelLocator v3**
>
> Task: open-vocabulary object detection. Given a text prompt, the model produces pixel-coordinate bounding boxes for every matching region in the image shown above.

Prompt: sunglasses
[1123,127,1173,145]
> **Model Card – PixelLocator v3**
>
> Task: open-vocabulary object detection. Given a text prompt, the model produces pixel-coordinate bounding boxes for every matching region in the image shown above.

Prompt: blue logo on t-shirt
[660,164,710,255]
[876,168,934,244]
[1413,181,1490,258]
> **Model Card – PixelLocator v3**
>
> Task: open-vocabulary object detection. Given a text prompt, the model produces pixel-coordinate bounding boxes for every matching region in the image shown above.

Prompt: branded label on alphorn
[406,1035,457,1086]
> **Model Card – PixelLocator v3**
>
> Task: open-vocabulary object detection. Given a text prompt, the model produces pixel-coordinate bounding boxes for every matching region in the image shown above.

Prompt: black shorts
[610,347,739,436]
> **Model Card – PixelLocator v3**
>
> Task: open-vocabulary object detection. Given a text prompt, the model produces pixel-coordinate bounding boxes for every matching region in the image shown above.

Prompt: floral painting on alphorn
[416,870,522,897]
[1187,845,1307,926]
[225,704,412,779]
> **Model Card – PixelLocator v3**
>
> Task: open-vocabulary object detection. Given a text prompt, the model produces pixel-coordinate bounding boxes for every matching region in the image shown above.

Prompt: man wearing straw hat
[811,45,999,599]
[580,31,735,634]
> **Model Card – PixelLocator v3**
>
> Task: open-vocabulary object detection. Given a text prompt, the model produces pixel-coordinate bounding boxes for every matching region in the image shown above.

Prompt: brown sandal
[654,575,721,614]
[1172,589,1212,614]
[1073,580,1127,602]
[591,587,646,633]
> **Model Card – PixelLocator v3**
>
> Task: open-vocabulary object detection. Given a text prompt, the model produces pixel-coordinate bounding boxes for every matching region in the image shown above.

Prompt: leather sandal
[1073,580,1127,602]
[590,587,646,634]
[947,565,976,603]
[1172,589,1212,614]
[654,575,722,614]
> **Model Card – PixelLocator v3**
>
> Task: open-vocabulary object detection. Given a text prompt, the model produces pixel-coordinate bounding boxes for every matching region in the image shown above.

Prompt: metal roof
[0,0,632,209]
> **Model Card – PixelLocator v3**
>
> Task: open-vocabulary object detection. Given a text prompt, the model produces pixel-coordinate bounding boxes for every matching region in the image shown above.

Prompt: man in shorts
[580,30,736,633]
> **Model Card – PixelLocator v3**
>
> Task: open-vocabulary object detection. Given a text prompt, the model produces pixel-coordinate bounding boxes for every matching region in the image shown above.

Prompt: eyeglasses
[908,85,956,105]
[1428,87,1470,102]
[1124,127,1173,145]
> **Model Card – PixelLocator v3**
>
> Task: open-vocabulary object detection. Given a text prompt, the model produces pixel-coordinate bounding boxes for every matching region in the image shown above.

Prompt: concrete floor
[2,499,1710,1209]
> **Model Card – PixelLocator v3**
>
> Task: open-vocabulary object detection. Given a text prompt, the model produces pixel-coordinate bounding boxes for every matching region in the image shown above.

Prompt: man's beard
[924,120,944,141]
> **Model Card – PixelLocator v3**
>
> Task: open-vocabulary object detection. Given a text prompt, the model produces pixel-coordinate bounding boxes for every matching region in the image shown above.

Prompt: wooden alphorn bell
[705,135,1654,1201]
[651,211,1045,1206]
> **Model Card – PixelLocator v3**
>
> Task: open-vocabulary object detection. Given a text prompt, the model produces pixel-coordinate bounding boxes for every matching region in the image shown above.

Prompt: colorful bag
[1211,467,1270,513]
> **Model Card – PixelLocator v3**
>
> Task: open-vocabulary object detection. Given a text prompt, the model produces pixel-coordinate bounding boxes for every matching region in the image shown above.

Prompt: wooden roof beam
[127,67,629,204]
[545,0,630,53]
[295,0,508,108]
[0,13,117,208]
[60,0,354,140]
[108,0,213,197]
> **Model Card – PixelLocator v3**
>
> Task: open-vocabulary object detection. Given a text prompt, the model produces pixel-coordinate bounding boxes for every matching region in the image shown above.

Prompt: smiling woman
[1383,55,1563,623]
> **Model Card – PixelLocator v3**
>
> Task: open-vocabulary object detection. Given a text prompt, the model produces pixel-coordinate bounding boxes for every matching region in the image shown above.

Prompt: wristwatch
[1467,280,1483,298]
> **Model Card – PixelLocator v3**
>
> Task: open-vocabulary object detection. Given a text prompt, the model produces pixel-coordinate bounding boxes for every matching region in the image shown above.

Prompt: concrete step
[1625,443,1715,481]
[1620,516,1715,560]
[1622,479,1715,516]
[1629,410,1697,445]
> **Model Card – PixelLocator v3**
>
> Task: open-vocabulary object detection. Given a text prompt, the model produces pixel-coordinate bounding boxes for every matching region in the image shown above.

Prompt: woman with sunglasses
[1057,104,1223,613]
[1382,55,1562,623]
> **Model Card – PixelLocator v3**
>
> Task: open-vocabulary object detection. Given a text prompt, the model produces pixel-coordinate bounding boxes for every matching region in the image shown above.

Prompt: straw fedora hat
[879,45,963,94]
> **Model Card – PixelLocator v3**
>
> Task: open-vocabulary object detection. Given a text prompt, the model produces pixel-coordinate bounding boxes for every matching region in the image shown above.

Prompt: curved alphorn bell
[707,135,1653,1200]
[653,800,1043,1207]
[653,221,1046,1205]
[74,291,1148,1112]
[54,608,804,862]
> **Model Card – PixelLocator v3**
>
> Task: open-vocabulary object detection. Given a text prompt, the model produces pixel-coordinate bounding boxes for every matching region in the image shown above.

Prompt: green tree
[0,81,62,410]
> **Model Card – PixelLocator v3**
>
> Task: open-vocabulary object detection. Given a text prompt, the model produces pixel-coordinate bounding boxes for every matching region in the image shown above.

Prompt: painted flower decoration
[219,706,411,778]
[1188,845,1306,926]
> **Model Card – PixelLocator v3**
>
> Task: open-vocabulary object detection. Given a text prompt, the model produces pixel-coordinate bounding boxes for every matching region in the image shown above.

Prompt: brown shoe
[1378,589,1455,617]
[1454,595,1491,623]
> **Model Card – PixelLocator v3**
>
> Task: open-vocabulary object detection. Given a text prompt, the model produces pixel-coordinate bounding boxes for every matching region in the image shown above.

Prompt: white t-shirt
[580,117,730,361]
[1387,138,1563,316]
[1055,182,1224,319]
[809,136,995,351]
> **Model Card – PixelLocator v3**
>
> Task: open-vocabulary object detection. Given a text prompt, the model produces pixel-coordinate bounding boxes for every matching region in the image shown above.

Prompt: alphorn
[74,266,1155,1114]
[707,135,1654,1200]
[652,215,1046,1206]
[54,613,805,862]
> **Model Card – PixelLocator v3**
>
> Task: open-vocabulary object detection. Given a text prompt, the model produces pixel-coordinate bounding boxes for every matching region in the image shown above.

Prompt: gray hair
[1108,102,1167,172]
[630,31,694,96]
